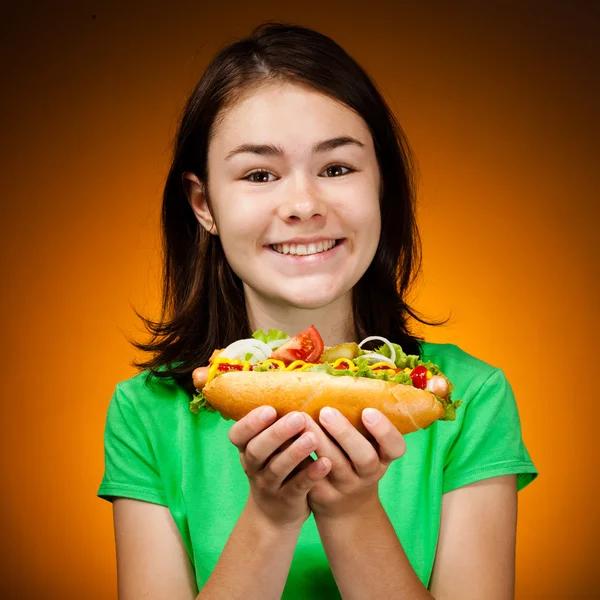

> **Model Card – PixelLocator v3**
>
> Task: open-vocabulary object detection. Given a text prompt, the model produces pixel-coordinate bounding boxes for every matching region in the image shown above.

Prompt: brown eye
[244,170,275,183]
[324,165,352,177]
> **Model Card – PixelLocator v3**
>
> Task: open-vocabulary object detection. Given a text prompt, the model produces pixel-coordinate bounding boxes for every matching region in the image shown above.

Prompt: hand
[304,407,407,519]
[228,406,332,529]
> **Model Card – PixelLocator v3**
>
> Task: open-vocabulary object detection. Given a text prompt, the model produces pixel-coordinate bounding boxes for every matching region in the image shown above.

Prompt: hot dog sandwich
[191,326,461,435]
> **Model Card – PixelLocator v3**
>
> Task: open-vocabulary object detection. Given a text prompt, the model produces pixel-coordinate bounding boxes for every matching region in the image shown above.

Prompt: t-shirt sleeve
[97,382,168,506]
[442,368,538,494]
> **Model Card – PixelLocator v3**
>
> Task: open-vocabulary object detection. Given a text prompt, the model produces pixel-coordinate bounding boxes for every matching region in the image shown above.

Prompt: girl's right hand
[228,407,332,529]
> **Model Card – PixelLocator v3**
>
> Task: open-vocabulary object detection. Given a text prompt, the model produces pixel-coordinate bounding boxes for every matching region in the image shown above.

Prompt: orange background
[1,1,597,598]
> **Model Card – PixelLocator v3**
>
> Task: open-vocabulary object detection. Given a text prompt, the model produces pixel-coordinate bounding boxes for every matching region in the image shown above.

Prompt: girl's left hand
[303,407,406,519]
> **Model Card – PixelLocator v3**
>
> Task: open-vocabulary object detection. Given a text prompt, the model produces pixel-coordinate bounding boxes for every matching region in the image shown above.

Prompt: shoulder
[117,369,188,402]
[419,341,507,400]
[420,341,497,373]
[109,370,191,427]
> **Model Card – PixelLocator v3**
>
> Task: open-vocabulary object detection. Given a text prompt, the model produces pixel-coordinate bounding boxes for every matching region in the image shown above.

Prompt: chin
[279,295,338,310]
[270,280,353,310]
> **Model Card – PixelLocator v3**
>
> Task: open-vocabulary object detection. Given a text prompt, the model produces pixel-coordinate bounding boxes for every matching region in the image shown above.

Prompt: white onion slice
[225,339,271,355]
[360,352,396,367]
[358,335,396,365]
[220,339,271,363]
[265,337,290,350]
[247,339,273,356]
[246,352,265,364]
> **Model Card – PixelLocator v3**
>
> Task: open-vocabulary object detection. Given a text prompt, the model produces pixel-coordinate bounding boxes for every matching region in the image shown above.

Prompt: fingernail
[316,458,329,471]
[299,432,315,448]
[260,406,276,423]
[363,408,381,425]
[320,407,337,424]
[286,412,304,428]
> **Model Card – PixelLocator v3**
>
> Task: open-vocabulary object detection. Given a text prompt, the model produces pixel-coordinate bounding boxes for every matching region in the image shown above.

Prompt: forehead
[210,82,372,154]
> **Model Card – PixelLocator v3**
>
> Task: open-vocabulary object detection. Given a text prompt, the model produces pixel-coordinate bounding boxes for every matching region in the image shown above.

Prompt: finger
[228,405,278,450]
[262,431,317,487]
[284,455,315,484]
[362,408,407,466]
[282,456,332,497]
[318,407,381,478]
[242,412,307,475]
[302,413,356,482]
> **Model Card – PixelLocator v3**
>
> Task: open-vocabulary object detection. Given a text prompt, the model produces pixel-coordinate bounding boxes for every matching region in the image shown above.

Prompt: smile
[271,239,338,256]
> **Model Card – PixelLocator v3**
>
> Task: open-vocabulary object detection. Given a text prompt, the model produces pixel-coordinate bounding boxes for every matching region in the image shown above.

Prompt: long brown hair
[133,22,443,395]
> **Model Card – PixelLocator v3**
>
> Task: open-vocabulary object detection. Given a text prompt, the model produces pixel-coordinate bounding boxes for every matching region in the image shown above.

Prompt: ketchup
[218,363,244,372]
[334,361,351,370]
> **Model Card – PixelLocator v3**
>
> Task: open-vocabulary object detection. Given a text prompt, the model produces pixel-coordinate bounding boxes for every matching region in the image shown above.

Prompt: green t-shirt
[98,342,537,597]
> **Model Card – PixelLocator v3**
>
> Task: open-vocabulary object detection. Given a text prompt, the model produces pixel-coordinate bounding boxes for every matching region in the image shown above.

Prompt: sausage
[426,375,449,398]
[192,366,210,390]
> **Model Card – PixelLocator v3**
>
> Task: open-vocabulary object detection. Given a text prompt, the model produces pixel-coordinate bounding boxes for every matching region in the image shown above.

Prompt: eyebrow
[224,136,366,161]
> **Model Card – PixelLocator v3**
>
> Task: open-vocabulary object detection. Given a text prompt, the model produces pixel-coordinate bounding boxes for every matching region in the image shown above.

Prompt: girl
[98,22,537,599]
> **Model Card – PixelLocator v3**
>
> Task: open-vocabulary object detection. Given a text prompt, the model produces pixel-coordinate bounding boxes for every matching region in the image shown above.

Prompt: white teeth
[272,240,337,256]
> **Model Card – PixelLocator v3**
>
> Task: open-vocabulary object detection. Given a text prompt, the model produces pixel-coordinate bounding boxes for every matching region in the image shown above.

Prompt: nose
[277,184,328,223]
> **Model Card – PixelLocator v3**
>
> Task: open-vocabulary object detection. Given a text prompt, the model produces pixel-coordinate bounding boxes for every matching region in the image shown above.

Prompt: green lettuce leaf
[434,395,462,421]
[252,328,290,344]
[350,357,377,378]
[307,363,357,378]
[390,371,413,385]
[252,362,276,372]
[442,398,462,421]
[306,358,414,385]
[190,390,215,414]
[374,343,441,375]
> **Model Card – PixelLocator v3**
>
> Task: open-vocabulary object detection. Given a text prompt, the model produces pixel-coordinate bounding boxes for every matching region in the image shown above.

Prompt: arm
[304,408,431,599]
[315,498,433,599]
[304,408,519,599]
[428,475,517,599]
[113,498,198,599]
[314,475,517,600]
[113,406,331,600]
[113,497,303,600]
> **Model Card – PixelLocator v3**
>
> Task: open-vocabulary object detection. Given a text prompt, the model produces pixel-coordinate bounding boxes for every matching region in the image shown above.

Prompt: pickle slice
[319,342,360,363]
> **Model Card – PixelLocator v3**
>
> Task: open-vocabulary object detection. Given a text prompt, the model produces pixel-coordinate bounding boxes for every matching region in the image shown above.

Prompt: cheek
[348,194,381,243]
[217,202,264,241]
[215,207,269,270]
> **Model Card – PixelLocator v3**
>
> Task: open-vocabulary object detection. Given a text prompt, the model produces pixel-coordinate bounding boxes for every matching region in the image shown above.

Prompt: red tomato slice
[270,325,324,364]
[410,365,428,389]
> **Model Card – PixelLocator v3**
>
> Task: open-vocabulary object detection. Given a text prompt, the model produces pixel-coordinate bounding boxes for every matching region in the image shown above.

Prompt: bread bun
[203,370,445,435]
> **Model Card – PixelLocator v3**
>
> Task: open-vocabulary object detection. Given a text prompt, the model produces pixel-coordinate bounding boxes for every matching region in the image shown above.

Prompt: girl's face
[190,82,382,310]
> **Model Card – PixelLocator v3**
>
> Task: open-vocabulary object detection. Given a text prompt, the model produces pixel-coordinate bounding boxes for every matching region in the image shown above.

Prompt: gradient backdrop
[1,1,598,598]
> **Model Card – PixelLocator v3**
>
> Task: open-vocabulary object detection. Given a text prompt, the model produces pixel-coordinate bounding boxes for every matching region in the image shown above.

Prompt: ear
[183,172,219,235]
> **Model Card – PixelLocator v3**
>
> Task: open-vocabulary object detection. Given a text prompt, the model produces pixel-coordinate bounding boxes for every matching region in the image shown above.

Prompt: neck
[244,287,357,346]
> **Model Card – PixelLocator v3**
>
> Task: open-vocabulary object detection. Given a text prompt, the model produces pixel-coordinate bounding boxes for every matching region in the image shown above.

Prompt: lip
[266,236,341,245]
